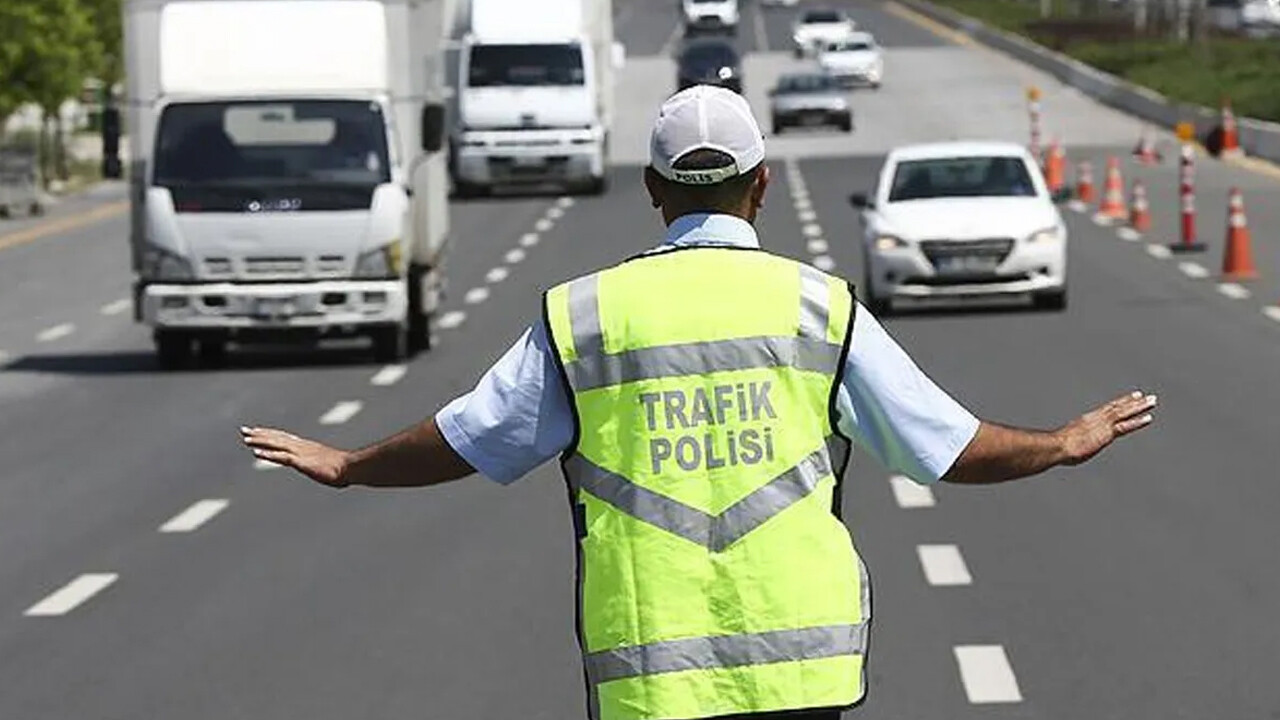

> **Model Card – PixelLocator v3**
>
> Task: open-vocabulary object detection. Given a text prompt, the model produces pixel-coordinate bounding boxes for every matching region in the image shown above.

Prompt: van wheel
[372,325,409,363]
[155,331,192,370]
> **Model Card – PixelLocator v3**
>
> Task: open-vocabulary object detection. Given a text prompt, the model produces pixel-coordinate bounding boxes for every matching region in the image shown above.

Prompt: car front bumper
[453,130,604,187]
[139,279,408,331]
[866,238,1066,301]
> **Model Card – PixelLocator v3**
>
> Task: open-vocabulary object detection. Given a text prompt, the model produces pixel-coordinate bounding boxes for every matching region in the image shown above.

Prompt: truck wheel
[195,338,227,367]
[155,331,192,370]
[407,270,433,354]
[372,325,409,363]
[584,175,608,196]
[1033,289,1067,312]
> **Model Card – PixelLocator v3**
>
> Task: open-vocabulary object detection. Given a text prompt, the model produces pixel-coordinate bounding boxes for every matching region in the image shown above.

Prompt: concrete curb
[894,0,1280,164]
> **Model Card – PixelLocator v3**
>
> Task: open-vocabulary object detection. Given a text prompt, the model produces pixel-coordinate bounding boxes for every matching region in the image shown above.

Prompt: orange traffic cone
[1096,156,1126,220]
[1220,99,1243,159]
[1075,161,1095,204]
[1044,138,1066,197]
[1128,180,1151,233]
[1221,187,1258,280]
[1133,128,1161,164]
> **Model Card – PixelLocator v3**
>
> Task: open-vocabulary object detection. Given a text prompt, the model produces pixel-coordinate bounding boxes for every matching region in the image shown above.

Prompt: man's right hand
[241,427,351,488]
[1055,390,1158,466]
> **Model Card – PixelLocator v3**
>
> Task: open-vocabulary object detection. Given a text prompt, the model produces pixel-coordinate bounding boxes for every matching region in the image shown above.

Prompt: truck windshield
[152,100,391,189]
[468,44,586,87]
[889,156,1037,201]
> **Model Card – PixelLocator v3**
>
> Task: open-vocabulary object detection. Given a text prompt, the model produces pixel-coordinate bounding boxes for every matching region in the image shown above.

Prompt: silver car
[768,72,852,134]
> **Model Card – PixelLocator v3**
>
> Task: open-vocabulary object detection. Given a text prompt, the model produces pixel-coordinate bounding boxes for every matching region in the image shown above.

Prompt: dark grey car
[768,72,852,134]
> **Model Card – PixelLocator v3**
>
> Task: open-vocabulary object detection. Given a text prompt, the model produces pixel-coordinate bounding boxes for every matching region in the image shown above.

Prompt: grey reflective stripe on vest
[585,622,866,685]
[565,437,842,552]
[564,335,842,392]
[567,274,603,358]
[798,264,830,342]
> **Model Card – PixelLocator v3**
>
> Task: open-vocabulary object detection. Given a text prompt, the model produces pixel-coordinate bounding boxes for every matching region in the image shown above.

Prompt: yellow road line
[884,2,973,46]
[0,200,128,253]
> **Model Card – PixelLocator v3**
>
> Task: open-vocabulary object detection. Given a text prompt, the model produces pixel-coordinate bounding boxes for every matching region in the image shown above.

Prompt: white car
[852,141,1068,314]
[791,8,857,57]
[818,32,883,89]
[761,0,800,6]
[683,0,740,35]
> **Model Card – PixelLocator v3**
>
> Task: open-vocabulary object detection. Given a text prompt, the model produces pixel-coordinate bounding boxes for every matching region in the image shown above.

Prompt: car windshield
[830,40,873,51]
[152,100,391,189]
[802,10,842,23]
[681,43,739,67]
[889,156,1037,201]
[778,74,837,92]
[468,43,585,87]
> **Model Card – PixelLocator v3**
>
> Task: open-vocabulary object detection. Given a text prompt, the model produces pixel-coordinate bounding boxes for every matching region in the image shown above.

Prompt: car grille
[920,238,1015,269]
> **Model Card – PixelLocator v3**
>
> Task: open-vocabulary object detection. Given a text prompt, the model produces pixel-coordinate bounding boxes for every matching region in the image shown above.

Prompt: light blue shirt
[436,213,980,486]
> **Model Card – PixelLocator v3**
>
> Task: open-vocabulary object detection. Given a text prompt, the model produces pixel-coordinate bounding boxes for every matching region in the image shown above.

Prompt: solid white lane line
[557,197,575,209]
[1263,306,1280,322]
[1178,261,1209,279]
[797,209,817,223]
[25,574,118,617]
[1217,282,1251,300]
[753,1,769,52]
[889,475,936,508]
[917,544,973,586]
[806,239,829,254]
[254,458,282,470]
[802,224,823,238]
[486,267,509,283]
[520,233,539,248]
[464,287,490,304]
[437,310,467,329]
[811,255,835,271]
[505,249,526,264]
[160,499,230,533]
[535,218,553,233]
[371,364,408,386]
[37,323,75,342]
[99,298,131,316]
[954,645,1023,704]
[1116,227,1141,242]
[319,401,363,425]
[1146,244,1172,259]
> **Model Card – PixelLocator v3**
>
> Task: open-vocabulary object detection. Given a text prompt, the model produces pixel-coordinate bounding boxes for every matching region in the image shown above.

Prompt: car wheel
[772,120,784,135]
[1033,289,1068,312]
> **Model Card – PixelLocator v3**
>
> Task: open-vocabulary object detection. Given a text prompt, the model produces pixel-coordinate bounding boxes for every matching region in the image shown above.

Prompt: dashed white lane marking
[917,544,973,586]
[811,255,836,271]
[1091,213,1116,226]
[1067,200,1086,213]
[464,287,490,305]
[254,458,282,470]
[801,224,823,238]
[889,475,936,508]
[25,573,118,617]
[99,298,131,316]
[319,401,363,425]
[793,197,812,211]
[37,323,75,342]
[791,190,809,202]
[954,645,1023,704]
[486,267,509,283]
[1178,261,1209,279]
[371,364,407,386]
[437,310,467,329]
[1218,283,1251,300]
[1116,227,1141,242]
[1263,306,1280,322]
[535,218,554,233]
[160,499,230,533]
[1146,244,1172,259]
[557,197,575,209]
[547,206,565,220]
[505,249,526,264]
[520,233,539,248]
[806,239,829,254]
[797,209,817,223]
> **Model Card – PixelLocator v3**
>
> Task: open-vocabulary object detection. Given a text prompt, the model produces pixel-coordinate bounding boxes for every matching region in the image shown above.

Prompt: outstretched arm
[241,419,475,489]
[942,391,1157,485]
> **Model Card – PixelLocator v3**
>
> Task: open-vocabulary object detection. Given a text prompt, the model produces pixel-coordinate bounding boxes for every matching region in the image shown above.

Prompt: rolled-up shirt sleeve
[836,305,980,485]
[435,321,574,484]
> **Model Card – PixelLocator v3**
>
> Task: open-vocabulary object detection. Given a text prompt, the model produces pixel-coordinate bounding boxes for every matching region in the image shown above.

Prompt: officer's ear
[749,164,770,214]
[643,166,663,209]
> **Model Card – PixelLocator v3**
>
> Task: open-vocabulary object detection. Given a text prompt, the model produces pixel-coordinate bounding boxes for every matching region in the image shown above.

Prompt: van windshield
[152,100,391,189]
[468,43,586,87]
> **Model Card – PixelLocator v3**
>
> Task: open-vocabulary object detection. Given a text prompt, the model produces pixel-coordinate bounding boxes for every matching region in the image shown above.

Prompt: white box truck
[447,0,623,196]
[124,0,454,367]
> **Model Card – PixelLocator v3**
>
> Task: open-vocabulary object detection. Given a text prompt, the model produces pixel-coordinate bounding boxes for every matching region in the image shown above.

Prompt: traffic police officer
[242,86,1158,720]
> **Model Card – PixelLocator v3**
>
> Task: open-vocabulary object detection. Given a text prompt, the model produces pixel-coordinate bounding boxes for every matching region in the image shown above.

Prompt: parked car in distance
[676,37,743,93]
[768,72,852,134]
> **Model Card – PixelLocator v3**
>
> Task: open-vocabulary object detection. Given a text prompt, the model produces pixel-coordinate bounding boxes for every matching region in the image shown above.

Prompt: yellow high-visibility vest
[544,246,870,720]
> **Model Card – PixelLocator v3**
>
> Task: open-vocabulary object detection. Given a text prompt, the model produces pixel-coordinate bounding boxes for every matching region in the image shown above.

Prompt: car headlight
[874,235,907,251]
[354,241,404,279]
[142,245,194,281]
[1026,226,1063,244]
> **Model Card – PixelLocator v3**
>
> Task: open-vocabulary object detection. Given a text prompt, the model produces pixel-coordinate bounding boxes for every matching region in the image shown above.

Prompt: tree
[0,0,42,142]
[80,0,123,89]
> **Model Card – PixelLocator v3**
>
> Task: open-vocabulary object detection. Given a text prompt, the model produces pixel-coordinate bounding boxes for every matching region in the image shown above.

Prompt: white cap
[649,85,766,185]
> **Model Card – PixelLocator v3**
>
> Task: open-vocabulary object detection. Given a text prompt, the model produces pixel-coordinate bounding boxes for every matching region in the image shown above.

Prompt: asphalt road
[4,1,1280,718]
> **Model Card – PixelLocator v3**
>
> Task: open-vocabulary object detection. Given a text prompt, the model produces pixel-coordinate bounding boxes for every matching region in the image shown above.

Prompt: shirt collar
[662,213,761,249]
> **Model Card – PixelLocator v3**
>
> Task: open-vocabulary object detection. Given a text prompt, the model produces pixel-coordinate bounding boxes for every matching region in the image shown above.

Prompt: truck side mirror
[101,106,122,179]
[421,103,446,153]
[612,42,627,71]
